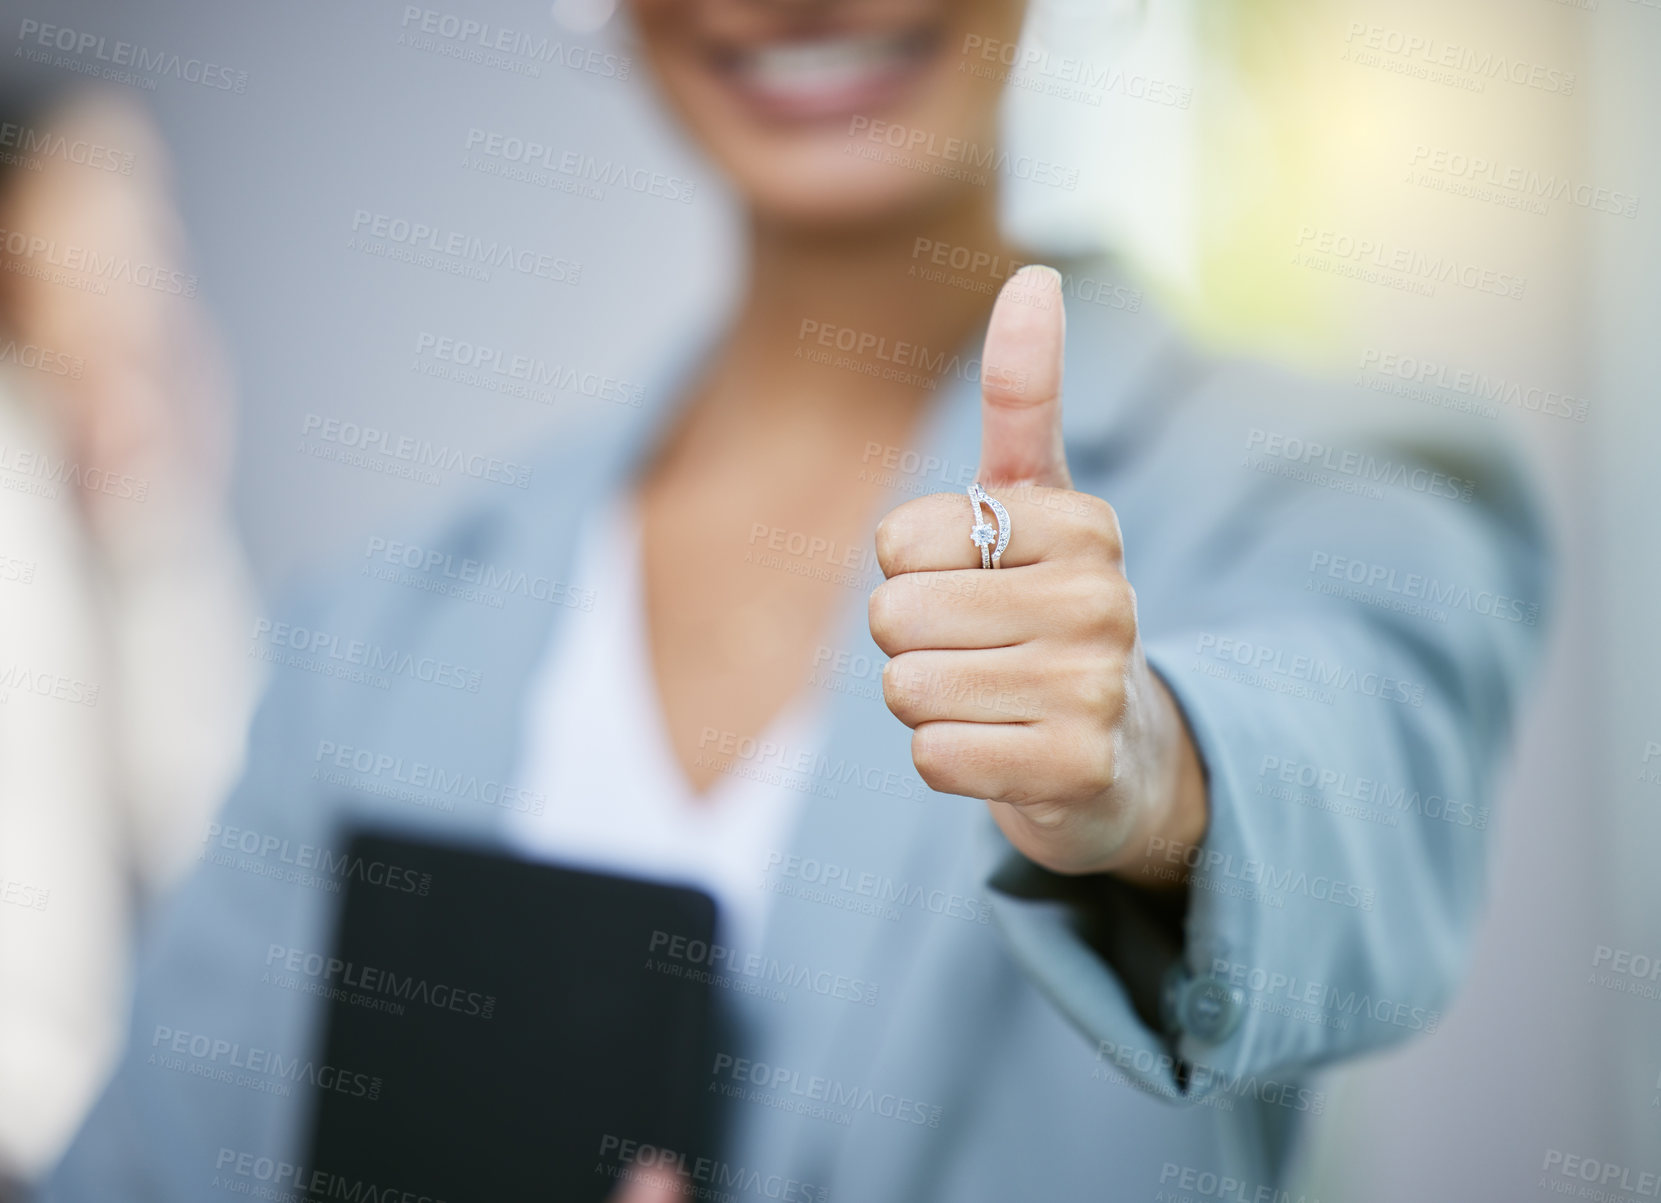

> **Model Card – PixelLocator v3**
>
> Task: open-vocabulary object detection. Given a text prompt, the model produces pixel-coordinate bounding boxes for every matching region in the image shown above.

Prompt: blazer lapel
[328,322,727,849]
[723,359,993,1175]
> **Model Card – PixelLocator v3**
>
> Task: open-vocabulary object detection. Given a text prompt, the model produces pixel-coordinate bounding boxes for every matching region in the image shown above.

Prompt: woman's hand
[868,267,1208,886]
[608,1161,688,1203]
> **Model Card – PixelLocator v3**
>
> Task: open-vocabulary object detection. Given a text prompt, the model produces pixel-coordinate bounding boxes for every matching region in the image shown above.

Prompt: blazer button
[1177,975,1244,1044]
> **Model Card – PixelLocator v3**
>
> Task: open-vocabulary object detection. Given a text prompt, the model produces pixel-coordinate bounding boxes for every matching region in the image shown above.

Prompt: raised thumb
[976,264,1070,490]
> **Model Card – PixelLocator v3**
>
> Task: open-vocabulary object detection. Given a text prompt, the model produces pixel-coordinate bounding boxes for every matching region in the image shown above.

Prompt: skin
[0,91,233,532]
[869,266,1208,883]
[628,0,1206,875]
[617,2,1211,1194]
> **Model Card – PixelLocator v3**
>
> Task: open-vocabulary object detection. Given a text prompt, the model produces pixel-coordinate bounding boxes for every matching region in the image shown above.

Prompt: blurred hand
[868,266,1207,884]
[0,91,234,519]
[608,1161,687,1203]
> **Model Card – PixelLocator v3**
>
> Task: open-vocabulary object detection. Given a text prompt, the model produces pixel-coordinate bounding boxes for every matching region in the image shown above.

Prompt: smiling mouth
[712,27,944,123]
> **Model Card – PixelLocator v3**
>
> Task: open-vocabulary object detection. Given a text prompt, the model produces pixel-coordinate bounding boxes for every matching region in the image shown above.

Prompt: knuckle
[1073,656,1124,717]
[1089,493,1124,544]
[1065,723,1118,798]
[882,655,926,723]
[1067,577,1118,634]
[1068,488,1110,522]
[1085,738,1118,797]
[1066,493,1122,558]
[1049,486,1109,526]
[1106,577,1138,637]
[910,724,956,791]
[873,510,908,575]
[1064,573,1135,639]
[875,494,954,575]
[868,583,903,648]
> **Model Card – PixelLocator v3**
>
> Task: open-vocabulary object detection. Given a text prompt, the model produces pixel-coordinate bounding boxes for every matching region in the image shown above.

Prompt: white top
[505,495,826,957]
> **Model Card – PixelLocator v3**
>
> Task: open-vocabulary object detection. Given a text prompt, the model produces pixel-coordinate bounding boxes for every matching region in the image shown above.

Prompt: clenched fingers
[881,646,1047,726]
[909,719,1115,808]
[869,562,1051,653]
[868,559,1137,656]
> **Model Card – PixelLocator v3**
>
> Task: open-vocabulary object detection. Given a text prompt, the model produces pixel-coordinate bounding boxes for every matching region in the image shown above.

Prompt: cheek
[945,0,1031,78]
[623,1,706,117]
[623,0,674,27]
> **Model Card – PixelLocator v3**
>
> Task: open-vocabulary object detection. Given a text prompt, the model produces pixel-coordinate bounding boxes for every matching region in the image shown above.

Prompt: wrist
[1098,664,1210,891]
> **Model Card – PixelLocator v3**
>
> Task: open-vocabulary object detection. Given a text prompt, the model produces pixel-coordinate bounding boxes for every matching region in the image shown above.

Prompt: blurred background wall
[3,0,1655,1195]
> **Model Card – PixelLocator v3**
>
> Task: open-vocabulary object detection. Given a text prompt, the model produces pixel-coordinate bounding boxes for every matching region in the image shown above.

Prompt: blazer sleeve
[985,353,1553,1105]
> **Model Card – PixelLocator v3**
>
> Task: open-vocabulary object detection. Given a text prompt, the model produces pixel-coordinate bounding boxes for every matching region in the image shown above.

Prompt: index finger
[873,485,1120,578]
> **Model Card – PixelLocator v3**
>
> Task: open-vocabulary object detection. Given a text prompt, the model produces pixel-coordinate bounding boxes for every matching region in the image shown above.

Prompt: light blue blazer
[45,263,1550,1201]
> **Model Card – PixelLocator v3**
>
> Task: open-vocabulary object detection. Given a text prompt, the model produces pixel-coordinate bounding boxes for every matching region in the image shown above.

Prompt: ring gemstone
[967,482,1011,569]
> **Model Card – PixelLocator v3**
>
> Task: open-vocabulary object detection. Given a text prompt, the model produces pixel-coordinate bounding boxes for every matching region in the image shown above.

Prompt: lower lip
[716,34,942,125]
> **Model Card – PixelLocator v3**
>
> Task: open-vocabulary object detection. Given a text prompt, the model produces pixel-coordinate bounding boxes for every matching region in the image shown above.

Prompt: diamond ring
[967,482,1010,569]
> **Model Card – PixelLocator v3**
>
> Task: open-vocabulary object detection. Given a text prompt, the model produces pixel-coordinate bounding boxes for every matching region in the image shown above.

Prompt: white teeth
[740,34,915,95]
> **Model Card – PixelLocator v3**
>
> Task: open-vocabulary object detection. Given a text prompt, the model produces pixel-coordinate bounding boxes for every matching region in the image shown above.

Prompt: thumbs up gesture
[869,267,1208,884]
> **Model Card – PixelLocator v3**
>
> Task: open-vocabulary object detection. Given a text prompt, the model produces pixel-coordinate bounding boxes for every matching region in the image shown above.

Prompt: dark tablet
[300,828,719,1203]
